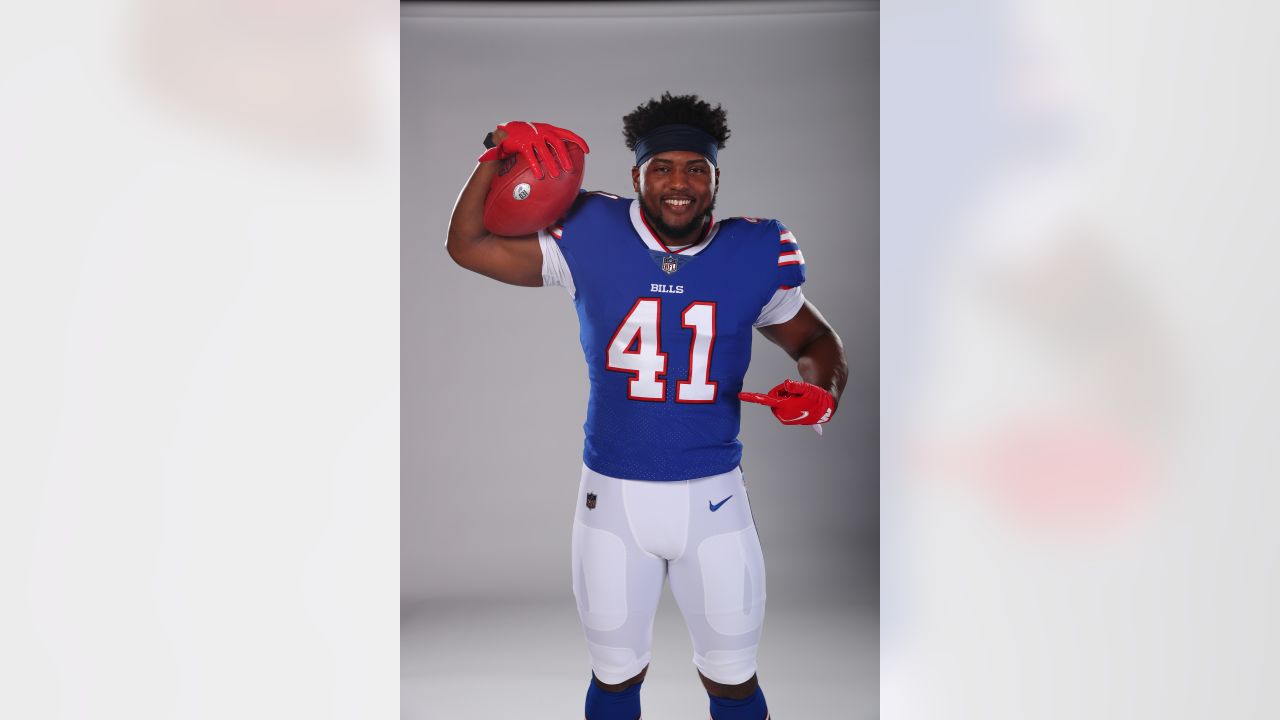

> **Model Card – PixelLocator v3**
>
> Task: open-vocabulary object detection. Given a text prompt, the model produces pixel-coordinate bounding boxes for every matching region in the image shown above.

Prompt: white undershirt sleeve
[753,286,806,327]
[538,229,576,299]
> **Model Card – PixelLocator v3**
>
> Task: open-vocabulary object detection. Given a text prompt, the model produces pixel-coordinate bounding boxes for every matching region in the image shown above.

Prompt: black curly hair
[622,92,730,151]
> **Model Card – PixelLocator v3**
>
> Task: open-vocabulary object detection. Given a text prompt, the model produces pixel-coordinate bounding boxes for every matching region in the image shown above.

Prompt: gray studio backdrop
[403,1,877,609]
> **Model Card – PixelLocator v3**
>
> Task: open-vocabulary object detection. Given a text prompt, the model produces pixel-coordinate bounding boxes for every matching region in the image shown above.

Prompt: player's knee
[594,666,648,692]
[693,646,759,690]
[583,640,650,687]
[698,670,758,700]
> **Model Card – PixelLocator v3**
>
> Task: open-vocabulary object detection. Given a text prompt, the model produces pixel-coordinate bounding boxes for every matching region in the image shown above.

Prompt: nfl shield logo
[585,492,597,510]
[662,256,678,275]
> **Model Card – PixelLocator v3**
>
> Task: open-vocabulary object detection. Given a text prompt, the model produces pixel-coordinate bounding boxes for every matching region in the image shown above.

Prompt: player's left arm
[755,301,848,414]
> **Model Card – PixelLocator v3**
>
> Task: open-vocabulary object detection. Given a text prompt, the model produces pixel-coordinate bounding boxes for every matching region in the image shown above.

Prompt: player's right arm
[445,127,544,287]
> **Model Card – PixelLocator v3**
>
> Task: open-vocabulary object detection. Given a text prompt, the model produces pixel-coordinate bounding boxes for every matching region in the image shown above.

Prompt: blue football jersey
[546,192,807,481]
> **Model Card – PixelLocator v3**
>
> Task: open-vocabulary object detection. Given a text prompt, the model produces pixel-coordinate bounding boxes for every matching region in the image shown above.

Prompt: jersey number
[606,298,718,403]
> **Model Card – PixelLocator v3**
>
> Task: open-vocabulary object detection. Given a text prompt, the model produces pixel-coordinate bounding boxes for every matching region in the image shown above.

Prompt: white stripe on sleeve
[538,229,576,299]
[753,286,805,327]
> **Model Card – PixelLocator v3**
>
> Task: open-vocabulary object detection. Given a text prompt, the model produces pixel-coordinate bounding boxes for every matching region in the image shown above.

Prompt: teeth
[665,198,691,206]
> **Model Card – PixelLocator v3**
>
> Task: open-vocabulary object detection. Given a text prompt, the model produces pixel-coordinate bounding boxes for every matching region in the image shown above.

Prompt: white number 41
[606,298,718,403]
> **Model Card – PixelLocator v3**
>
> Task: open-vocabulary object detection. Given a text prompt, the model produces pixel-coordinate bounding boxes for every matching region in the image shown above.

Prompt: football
[483,143,586,236]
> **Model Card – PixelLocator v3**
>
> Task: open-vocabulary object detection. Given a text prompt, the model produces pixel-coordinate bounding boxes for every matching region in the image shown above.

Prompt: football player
[447,93,848,720]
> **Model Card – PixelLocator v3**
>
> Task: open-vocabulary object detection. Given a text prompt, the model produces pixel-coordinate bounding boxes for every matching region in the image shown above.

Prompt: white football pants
[571,464,767,686]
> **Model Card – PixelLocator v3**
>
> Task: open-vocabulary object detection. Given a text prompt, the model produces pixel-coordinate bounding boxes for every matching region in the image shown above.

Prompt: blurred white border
[0,2,398,718]
[883,1,1280,718]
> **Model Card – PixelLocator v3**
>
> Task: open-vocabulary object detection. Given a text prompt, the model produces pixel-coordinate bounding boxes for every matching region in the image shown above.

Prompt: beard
[639,192,718,242]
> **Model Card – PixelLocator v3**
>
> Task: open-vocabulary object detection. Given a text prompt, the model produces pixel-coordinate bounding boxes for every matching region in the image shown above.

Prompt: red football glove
[477,121,590,180]
[739,379,835,426]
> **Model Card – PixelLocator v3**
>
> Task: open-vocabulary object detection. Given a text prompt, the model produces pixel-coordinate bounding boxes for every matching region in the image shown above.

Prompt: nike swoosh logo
[709,495,733,512]
[780,411,809,422]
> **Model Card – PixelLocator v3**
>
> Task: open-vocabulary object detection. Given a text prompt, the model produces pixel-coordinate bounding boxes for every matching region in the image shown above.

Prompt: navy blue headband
[634,124,719,167]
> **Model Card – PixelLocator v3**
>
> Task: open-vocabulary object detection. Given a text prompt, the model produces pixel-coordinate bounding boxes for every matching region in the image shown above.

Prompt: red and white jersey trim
[777,224,804,265]
[778,249,804,266]
[628,199,720,256]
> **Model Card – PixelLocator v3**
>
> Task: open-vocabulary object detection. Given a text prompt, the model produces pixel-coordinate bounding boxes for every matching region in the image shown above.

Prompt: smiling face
[632,150,720,244]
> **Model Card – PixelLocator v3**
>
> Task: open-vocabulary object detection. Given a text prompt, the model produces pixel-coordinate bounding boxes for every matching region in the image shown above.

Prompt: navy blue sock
[708,685,768,720]
[584,676,642,720]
